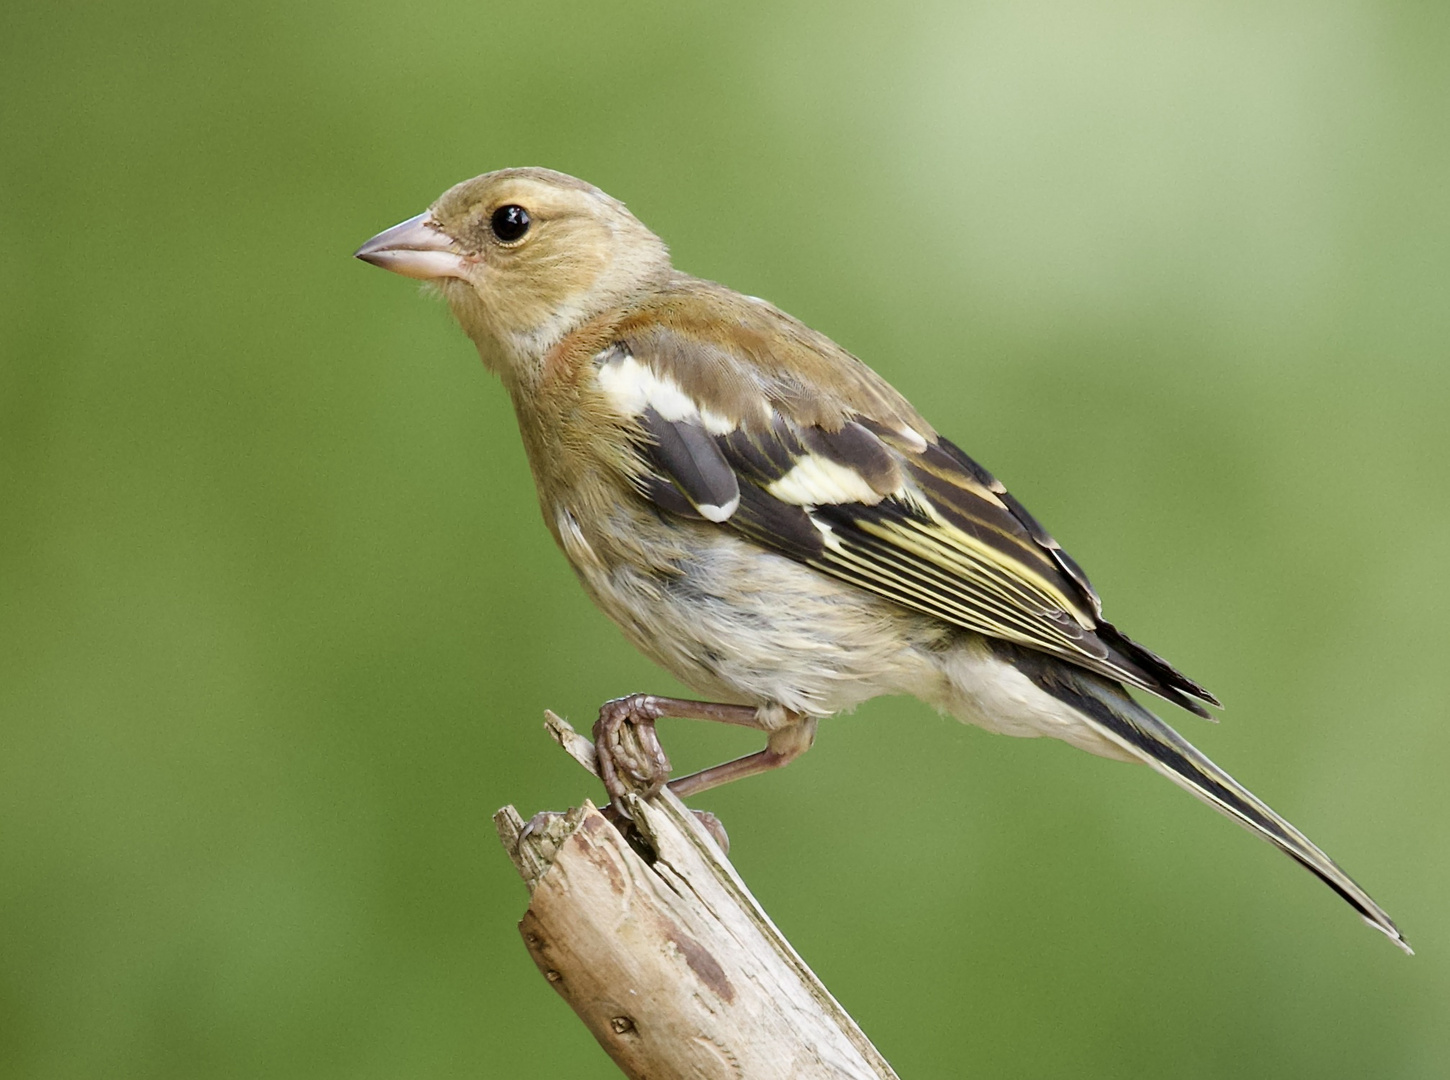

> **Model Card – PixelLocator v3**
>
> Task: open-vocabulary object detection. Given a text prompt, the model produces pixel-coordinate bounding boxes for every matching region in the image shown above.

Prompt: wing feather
[638,407,740,521]
[593,305,1218,715]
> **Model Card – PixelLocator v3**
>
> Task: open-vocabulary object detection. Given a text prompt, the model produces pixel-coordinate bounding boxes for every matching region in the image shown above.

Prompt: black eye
[490,204,531,242]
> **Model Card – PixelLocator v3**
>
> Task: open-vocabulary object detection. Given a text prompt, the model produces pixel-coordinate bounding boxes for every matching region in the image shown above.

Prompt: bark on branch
[493,711,900,1079]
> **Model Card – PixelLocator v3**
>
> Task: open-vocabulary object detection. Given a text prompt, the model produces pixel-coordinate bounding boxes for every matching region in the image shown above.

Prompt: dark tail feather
[1031,663,1410,954]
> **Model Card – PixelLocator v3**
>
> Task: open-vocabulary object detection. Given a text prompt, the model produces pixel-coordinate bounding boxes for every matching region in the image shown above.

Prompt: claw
[593,694,675,811]
[691,809,730,854]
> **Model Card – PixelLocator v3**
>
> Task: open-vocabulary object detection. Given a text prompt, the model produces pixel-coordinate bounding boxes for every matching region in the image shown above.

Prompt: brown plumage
[356,167,1408,953]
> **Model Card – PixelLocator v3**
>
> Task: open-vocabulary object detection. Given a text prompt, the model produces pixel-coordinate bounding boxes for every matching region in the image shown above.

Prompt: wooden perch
[493,711,900,1080]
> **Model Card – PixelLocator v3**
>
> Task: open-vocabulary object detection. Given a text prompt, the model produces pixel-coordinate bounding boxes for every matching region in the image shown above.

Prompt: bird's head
[355,168,670,380]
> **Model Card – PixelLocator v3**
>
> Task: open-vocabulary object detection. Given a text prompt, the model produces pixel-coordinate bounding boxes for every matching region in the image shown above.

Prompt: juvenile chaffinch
[356,168,1407,952]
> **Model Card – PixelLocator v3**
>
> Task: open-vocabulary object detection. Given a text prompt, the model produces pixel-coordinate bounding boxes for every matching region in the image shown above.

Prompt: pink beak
[354,212,471,281]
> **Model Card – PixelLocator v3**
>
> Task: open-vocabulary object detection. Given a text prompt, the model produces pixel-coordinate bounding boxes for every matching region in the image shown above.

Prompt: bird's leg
[592,694,813,811]
[592,694,765,806]
[668,714,818,798]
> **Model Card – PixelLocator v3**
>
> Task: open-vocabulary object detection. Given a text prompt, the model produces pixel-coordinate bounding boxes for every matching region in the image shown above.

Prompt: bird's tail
[1028,659,1411,954]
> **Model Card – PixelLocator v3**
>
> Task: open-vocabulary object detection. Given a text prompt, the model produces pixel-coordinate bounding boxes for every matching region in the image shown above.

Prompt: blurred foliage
[3,1,1448,1077]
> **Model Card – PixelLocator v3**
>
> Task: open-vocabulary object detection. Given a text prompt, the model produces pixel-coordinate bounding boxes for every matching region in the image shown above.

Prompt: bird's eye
[490,205,531,242]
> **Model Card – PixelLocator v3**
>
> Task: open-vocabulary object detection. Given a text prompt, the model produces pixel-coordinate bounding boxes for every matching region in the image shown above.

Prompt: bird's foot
[689,808,730,854]
[593,694,673,808]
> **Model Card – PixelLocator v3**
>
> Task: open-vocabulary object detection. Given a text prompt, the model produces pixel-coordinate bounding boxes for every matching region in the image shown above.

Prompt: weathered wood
[493,711,900,1079]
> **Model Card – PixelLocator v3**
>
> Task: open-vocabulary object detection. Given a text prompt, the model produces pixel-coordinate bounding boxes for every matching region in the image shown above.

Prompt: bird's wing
[596,289,1218,716]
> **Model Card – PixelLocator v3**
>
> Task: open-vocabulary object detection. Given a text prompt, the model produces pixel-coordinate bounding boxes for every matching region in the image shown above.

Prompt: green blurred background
[4,1,1448,1076]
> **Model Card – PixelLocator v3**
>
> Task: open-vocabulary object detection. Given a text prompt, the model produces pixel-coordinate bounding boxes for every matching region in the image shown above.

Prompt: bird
[355,166,1408,953]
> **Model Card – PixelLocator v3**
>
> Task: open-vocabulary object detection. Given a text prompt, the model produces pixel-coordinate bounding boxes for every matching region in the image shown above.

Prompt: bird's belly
[555,506,943,716]
[926,638,1138,761]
